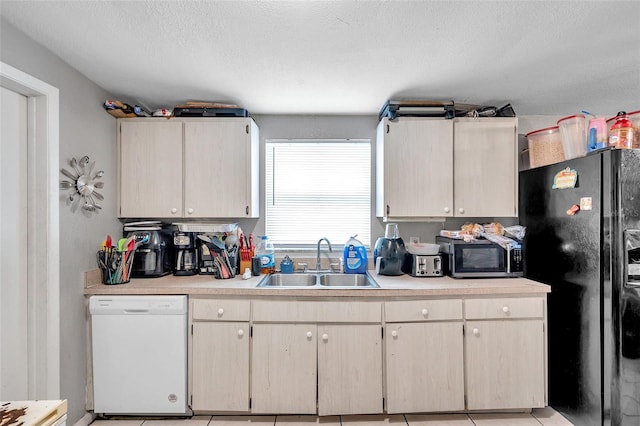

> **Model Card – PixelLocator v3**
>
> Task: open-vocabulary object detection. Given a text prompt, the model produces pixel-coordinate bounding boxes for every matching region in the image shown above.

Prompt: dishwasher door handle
[124,309,150,313]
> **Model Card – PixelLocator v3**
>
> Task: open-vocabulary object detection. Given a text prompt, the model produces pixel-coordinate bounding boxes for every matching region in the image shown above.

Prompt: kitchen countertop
[84,269,550,297]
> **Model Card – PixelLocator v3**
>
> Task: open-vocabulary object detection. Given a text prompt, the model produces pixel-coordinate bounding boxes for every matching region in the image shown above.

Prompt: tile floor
[91,407,574,425]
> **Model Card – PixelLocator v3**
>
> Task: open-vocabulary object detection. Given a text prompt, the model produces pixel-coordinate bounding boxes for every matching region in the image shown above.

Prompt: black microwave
[436,236,523,278]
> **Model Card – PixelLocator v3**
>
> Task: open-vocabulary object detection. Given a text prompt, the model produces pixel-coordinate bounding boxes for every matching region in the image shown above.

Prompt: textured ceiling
[1,0,639,116]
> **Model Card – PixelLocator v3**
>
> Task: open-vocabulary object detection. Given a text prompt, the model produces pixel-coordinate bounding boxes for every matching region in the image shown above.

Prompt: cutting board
[0,400,67,426]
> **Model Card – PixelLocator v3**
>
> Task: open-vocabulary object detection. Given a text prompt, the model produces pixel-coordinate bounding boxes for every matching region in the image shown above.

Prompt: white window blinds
[265,139,371,247]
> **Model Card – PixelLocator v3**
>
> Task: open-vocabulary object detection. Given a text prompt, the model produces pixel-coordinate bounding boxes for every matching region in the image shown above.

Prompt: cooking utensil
[70,157,82,176]
[88,196,102,209]
[61,168,77,180]
[79,155,90,172]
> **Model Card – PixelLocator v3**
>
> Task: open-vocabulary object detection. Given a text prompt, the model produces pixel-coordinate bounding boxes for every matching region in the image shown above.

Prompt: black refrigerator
[519,148,640,426]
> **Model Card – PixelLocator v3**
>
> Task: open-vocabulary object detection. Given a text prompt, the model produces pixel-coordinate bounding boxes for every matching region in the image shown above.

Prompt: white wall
[0,18,121,424]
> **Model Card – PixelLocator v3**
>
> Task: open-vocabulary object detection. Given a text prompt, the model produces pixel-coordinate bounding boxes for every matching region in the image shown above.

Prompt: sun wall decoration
[59,156,104,213]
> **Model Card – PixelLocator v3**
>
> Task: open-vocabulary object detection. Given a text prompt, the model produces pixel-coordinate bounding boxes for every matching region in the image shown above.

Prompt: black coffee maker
[173,231,199,276]
[373,223,407,276]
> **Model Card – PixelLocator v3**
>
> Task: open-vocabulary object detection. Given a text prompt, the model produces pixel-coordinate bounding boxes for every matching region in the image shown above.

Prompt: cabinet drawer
[385,299,462,322]
[191,298,250,321]
[252,301,382,323]
[465,297,544,320]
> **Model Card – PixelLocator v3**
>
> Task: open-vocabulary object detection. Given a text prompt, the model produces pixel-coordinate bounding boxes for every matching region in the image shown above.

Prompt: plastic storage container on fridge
[587,117,608,152]
[609,112,637,149]
[626,110,640,147]
[557,114,587,160]
[526,126,565,168]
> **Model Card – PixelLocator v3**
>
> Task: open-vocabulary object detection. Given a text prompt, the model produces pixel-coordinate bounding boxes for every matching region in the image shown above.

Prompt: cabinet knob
[458,208,465,214]
[391,330,398,338]
[472,328,480,336]
[171,207,177,214]
[322,333,329,342]
[237,329,244,337]
[502,306,510,314]
[421,308,428,317]
[306,331,313,339]
[187,208,194,214]
[444,207,450,213]
[217,308,224,316]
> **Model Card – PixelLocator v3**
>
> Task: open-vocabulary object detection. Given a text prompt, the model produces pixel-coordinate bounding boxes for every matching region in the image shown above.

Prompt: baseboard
[73,412,95,426]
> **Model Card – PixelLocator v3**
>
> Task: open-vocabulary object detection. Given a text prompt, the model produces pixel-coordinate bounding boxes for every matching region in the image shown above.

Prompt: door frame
[0,61,60,398]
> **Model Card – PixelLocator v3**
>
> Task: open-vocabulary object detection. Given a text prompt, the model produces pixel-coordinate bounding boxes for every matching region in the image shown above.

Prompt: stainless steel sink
[318,273,376,287]
[257,273,317,287]
[256,273,379,289]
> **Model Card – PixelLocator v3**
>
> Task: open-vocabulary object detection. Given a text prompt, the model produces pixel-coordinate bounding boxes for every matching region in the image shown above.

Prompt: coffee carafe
[173,231,198,276]
[373,223,406,276]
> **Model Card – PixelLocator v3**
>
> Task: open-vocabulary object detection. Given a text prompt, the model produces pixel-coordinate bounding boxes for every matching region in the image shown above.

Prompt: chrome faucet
[316,238,332,272]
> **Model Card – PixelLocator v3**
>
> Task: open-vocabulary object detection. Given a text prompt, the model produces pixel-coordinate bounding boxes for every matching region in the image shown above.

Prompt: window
[265,139,371,247]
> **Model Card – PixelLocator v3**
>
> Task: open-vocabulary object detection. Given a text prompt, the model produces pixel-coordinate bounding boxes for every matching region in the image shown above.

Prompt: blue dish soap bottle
[343,235,367,274]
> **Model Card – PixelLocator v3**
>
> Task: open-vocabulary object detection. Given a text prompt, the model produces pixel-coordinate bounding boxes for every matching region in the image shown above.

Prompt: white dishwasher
[89,295,188,415]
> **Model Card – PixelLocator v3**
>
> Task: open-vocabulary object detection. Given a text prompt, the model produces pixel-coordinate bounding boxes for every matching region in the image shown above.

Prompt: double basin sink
[257,272,380,289]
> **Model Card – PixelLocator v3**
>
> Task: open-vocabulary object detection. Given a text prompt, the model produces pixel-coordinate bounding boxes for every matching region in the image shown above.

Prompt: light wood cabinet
[464,297,546,410]
[317,324,383,416]
[186,295,545,416]
[251,323,317,414]
[453,117,518,217]
[118,120,183,218]
[118,117,259,219]
[384,300,465,413]
[376,117,518,220]
[251,300,383,416]
[376,118,454,219]
[189,299,250,412]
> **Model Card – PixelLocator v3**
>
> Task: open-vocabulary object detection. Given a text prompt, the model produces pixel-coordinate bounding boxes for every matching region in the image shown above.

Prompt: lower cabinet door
[465,320,545,410]
[251,323,317,414]
[385,322,465,413]
[318,324,383,416]
[191,322,249,412]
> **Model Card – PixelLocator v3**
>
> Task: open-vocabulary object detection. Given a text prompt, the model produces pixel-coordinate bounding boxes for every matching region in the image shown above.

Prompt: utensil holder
[96,249,136,285]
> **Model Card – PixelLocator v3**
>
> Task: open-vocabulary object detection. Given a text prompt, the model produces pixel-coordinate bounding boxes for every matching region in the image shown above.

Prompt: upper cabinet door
[376,118,454,219]
[453,118,518,217]
[118,120,183,218]
[184,119,259,218]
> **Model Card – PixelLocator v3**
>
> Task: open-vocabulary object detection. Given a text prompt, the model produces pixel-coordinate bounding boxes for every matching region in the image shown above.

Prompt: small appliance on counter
[171,222,239,276]
[173,231,199,276]
[403,253,445,277]
[373,223,406,276]
[198,237,216,275]
[436,235,523,278]
[123,222,174,278]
